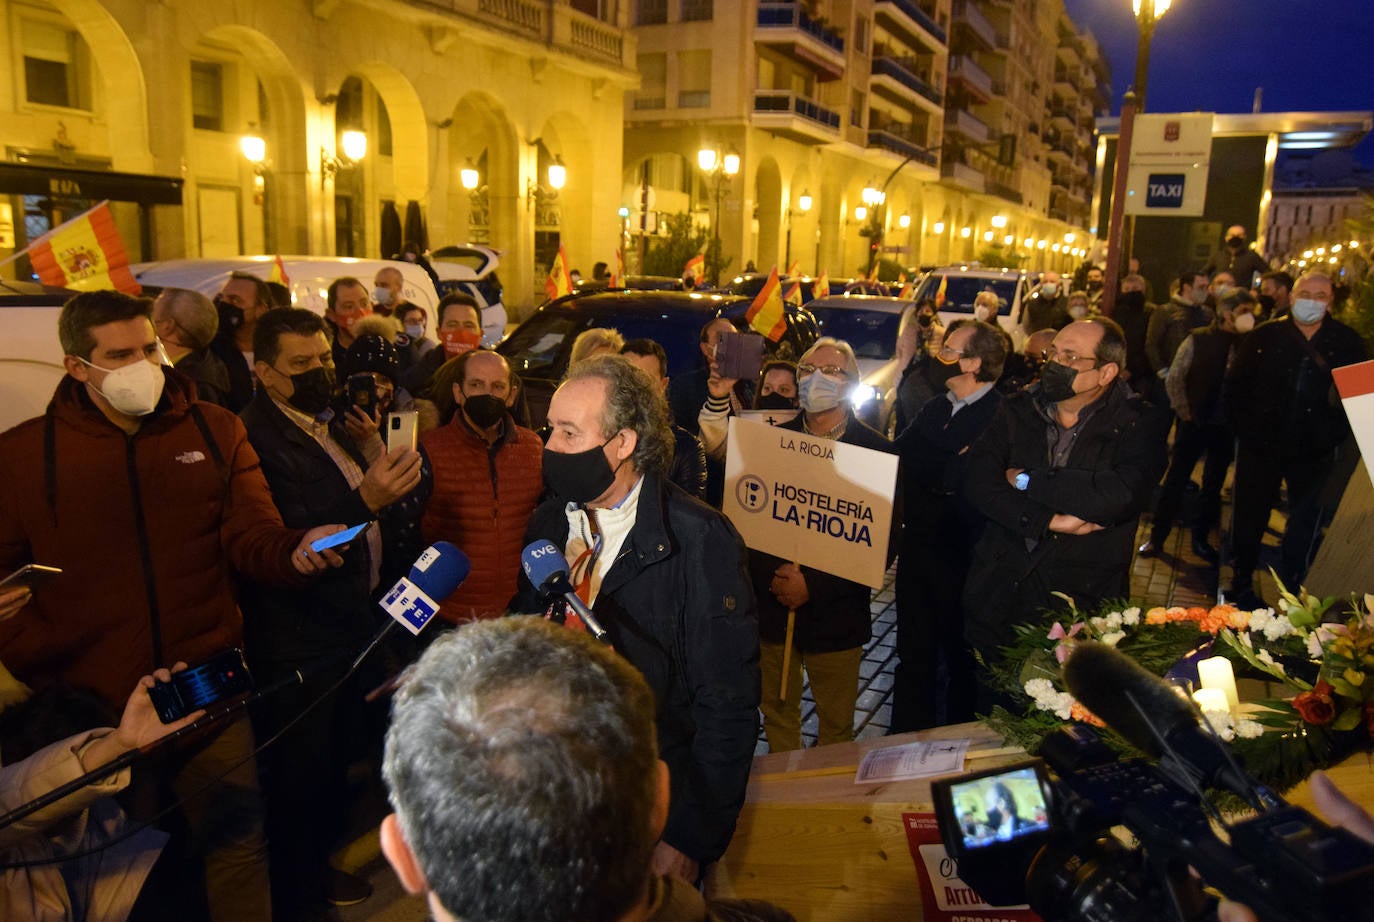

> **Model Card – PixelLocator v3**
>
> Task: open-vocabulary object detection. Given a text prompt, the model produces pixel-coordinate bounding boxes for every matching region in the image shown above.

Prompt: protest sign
[723,416,897,588]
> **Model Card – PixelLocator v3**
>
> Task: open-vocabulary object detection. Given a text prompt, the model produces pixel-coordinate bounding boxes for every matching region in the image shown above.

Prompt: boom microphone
[520,539,608,642]
[1062,641,1273,809]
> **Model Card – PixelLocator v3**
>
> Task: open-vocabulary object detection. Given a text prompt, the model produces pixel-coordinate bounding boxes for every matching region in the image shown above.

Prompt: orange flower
[1070,702,1106,727]
[1145,607,1169,625]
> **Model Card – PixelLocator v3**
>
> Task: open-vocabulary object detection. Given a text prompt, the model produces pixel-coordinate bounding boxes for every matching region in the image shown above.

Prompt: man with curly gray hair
[513,354,761,886]
[379,618,793,922]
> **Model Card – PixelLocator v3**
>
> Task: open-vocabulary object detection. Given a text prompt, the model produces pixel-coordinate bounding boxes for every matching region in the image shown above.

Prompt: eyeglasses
[1044,346,1100,368]
[797,363,847,378]
[937,345,968,361]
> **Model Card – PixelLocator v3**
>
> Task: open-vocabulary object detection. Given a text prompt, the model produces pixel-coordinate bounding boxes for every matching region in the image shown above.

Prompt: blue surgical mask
[798,373,846,413]
[404,323,424,339]
[1291,298,1326,325]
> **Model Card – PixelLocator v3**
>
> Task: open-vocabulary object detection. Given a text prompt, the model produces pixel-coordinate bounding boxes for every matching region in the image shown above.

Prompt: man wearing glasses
[960,319,1169,710]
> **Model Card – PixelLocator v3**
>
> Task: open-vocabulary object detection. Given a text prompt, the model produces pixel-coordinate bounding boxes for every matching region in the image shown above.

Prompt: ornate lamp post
[698,146,740,285]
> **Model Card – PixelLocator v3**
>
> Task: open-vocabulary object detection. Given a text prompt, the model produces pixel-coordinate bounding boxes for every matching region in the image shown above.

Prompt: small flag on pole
[544,246,573,302]
[812,271,830,299]
[610,249,625,288]
[783,280,802,305]
[683,254,705,285]
[268,255,291,287]
[785,260,800,278]
[26,201,140,294]
[934,275,948,307]
[745,266,787,342]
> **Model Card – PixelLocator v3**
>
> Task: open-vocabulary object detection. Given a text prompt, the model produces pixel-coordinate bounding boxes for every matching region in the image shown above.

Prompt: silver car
[805,294,910,434]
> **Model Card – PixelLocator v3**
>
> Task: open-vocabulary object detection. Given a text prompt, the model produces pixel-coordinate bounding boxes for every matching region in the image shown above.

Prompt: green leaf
[1331,707,1363,732]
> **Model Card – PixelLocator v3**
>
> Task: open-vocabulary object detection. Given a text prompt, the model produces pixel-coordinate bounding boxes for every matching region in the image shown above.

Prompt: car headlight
[849,384,877,407]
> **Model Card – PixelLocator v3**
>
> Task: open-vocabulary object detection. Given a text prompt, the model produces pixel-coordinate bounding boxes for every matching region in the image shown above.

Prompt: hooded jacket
[0,370,304,705]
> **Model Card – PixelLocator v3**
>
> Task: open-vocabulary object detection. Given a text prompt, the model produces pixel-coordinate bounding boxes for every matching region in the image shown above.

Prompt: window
[377,96,393,157]
[854,15,869,54]
[850,89,866,128]
[636,0,667,25]
[677,50,711,108]
[22,19,91,109]
[190,61,224,131]
[635,53,667,110]
[681,0,713,21]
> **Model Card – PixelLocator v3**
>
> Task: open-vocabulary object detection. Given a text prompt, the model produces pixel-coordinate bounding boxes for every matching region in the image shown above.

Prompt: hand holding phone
[146,649,253,724]
[0,563,62,592]
[714,331,766,381]
[387,410,419,453]
[308,521,371,553]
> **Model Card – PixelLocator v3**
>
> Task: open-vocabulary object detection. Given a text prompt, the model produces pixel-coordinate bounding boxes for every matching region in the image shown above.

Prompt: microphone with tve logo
[521,539,608,642]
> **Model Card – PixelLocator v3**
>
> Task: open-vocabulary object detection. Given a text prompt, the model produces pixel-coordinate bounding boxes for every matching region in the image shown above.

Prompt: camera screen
[948,766,1051,850]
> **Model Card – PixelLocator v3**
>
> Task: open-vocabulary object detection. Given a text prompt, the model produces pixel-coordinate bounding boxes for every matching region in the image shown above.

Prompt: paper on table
[855,738,971,784]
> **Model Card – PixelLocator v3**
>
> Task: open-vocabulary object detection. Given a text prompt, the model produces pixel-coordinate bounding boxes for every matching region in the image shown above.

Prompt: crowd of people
[0,226,1370,919]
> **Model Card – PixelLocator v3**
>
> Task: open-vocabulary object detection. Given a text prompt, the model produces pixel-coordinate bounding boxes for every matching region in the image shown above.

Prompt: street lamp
[698,145,740,284]
[1132,0,1172,111]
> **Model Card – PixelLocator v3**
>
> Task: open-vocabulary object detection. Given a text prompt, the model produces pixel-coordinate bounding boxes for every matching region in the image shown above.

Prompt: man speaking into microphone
[512,354,760,884]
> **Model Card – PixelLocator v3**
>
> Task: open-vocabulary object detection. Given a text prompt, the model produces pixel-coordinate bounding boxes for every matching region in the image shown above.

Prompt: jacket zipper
[126,434,164,667]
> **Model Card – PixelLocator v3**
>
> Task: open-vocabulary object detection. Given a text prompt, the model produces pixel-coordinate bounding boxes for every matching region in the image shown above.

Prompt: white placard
[855,739,971,784]
[1333,361,1374,490]
[722,416,898,588]
[1124,112,1214,216]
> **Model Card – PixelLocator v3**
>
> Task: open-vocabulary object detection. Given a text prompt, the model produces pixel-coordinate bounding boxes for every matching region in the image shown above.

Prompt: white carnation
[1235,719,1264,739]
[1121,607,1141,626]
[1105,611,1123,630]
[1101,631,1126,647]
[1090,616,1109,633]
[1255,648,1286,675]
[1201,709,1236,741]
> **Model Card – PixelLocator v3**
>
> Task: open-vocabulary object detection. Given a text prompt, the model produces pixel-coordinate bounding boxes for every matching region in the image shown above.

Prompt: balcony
[752,90,842,144]
[870,56,943,113]
[867,129,939,168]
[941,157,985,193]
[948,55,992,103]
[1053,66,1076,95]
[678,90,710,108]
[986,178,1022,205]
[1049,106,1074,132]
[944,107,992,144]
[756,2,846,80]
[951,0,997,51]
[873,0,947,53]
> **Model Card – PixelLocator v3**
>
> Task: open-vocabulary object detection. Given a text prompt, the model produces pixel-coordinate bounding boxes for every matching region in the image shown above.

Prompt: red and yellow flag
[898,281,914,299]
[268,254,291,286]
[610,249,625,288]
[27,201,140,294]
[745,266,787,342]
[934,274,948,307]
[783,280,802,305]
[683,254,705,283]
[812,271,830,299]
[785,260,800,278]
[544,246,573,302]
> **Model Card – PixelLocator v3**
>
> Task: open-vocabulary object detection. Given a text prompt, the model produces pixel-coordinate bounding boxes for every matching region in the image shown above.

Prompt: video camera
[932,643,1374,922]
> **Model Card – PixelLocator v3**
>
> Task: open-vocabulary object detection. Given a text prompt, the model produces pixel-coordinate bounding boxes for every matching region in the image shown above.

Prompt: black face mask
[1227,237,1245,250]
[756,392,797,411]
[463,394,507,430]
[1118,291,1146,311]
[542,438,619,504]
[215,299,245,334]
[926,357,963,390]
[1039,361,1080,403]
[284,366,334,415]
[1257,294,1276,316]
[1086,280,1103,291]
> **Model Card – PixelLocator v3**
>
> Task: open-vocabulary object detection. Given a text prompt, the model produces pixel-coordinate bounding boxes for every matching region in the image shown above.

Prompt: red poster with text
[902,814,1042,922]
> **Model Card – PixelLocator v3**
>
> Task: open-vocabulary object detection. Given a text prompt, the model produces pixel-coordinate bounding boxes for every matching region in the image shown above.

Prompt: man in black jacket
[962,319,1170,706]
[892,320,1005,732]
[621,337,708,500]
[511,354,759,885]
[1225,271,1367,605]
[240,308,421,918]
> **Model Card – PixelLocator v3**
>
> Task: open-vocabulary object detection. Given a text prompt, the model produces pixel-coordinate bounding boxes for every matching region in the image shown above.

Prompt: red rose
[1292,680,1336,726]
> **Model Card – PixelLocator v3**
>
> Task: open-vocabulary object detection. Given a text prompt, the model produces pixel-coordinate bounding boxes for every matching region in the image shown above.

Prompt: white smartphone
[0,564,62,592]
[387,410,419,453]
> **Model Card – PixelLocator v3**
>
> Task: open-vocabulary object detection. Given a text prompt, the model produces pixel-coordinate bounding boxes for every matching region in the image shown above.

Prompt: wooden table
[705,723,1026,921]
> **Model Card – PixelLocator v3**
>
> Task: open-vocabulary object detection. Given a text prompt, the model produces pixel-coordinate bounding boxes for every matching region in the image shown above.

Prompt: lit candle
[1193,688,1229,715]
[1197,657,1240,714]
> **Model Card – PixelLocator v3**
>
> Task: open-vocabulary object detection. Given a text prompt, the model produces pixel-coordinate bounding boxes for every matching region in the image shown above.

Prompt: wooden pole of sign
[779,608,795,700]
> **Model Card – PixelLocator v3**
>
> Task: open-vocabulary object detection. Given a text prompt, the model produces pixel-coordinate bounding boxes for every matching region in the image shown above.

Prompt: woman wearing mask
[698,359,799,461]
[891,299,946,435]
[750,339,899,751]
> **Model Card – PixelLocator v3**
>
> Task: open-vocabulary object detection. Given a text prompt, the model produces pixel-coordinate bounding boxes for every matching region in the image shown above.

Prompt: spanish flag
[898,281,914,299]
[934,274,948,307]
[812,271,830,299]
[268,254,291,287]
[783,280,802,305]
[610,249,625,288]
[785,260,800,278]
[745,266,787,342]
[26,201,140,294]
[683,254,705,283]
[544,246,573,302]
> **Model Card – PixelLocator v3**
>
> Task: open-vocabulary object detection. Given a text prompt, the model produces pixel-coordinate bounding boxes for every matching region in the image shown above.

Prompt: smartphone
[387,410,419,453]
[146,648,253,723]
[309,522,372,553]
[347,373,378,415]
[714,331,766,381]
[0,563,62,592]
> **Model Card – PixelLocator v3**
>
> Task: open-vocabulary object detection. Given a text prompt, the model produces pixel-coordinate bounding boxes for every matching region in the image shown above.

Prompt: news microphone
[520,539,608,642]
[1062,642,1273,810]
[378,542,471,635]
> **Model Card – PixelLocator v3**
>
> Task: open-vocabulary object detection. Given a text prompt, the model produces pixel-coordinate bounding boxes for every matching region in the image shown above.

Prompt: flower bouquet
[983,578,1374,793]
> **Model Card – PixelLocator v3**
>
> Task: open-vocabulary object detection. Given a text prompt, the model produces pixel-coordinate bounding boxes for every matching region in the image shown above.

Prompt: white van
[130,256,441,317]
[0,283,69,432]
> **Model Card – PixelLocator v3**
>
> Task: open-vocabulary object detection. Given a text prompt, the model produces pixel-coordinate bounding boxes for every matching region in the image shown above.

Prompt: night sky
[1063,0,1374,167]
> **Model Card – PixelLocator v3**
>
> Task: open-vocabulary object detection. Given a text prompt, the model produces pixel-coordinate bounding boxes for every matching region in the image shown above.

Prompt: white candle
[1197,657,1240,714]
[1193,688,1229,715]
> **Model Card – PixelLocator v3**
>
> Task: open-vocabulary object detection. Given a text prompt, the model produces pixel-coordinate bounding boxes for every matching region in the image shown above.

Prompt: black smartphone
[0,563,62,592]
[714,331,766,381]
[147,648,254,724]
[347,373,377,415]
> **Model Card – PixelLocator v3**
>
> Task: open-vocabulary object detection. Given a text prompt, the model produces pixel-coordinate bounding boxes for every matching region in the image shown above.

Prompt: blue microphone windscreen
[409,542,471,601]
[521,539,570,590]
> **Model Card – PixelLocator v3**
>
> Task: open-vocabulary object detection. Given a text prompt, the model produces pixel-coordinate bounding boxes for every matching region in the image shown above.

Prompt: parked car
[720,273,821,305]
[574,275,685,292]
[805,294,908,433]
[497,290,818,425]
[911,265,1028,335]
[0,280,74,432]
[428,244,507,345]
[131,256,441,317]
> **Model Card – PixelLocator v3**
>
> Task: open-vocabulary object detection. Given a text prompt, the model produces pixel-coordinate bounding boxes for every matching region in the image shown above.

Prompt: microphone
[1062,642,1273,809]
[520,539,608,642]
[379,542,471,636]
